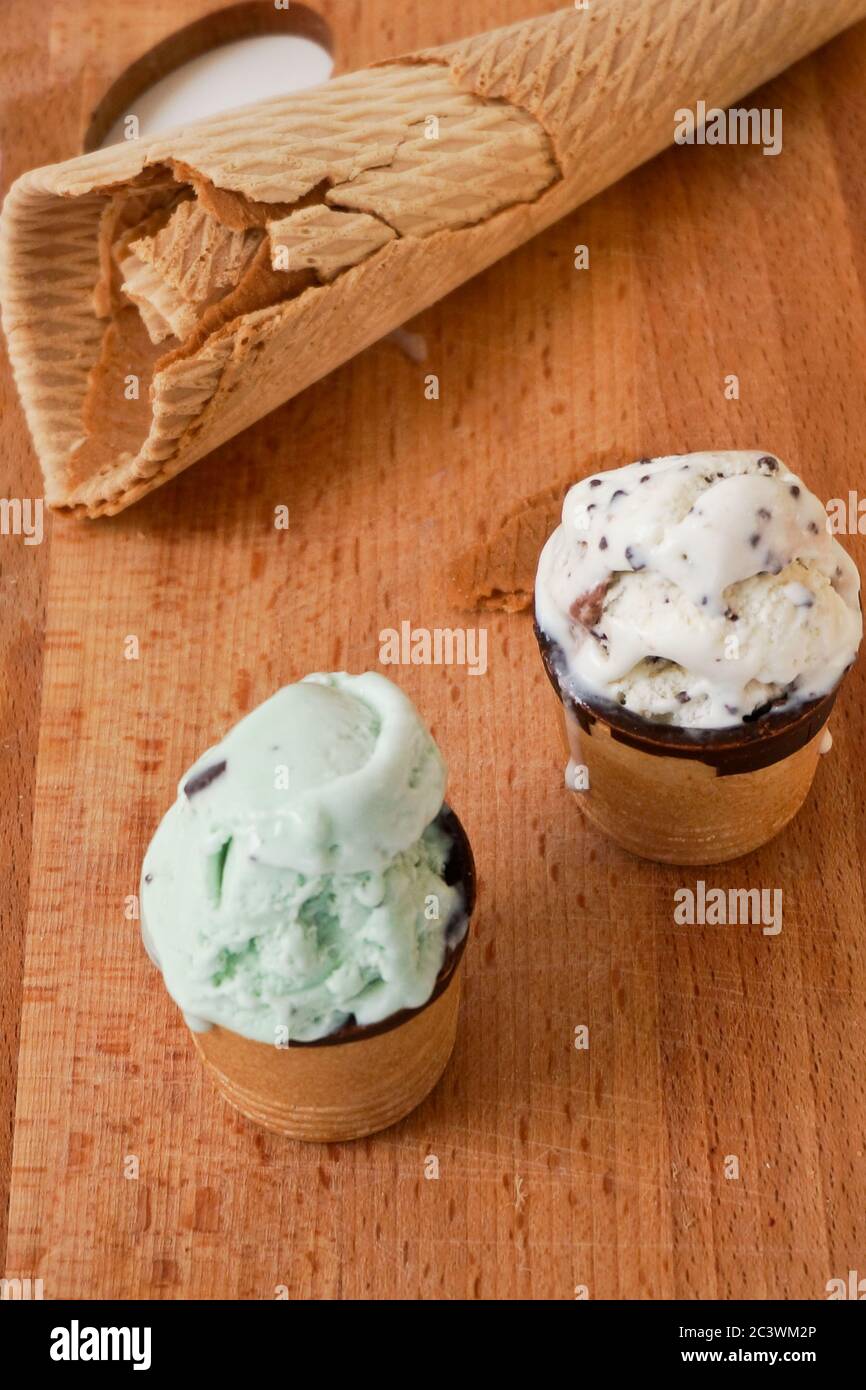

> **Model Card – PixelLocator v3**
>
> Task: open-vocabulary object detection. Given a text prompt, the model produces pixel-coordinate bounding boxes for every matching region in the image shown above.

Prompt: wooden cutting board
[2,0,865,1300]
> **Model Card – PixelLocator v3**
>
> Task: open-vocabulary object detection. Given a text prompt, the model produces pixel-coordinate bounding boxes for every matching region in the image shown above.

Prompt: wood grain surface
[2,0,866,1300]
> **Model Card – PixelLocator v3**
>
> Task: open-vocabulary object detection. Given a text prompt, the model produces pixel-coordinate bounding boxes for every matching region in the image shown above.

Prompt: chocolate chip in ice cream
[570,580,610,628]
[599,536,608,550]
[744,697,783,722]
[624,545,645,570]
[184,759,228,797]
[758,455,779,472]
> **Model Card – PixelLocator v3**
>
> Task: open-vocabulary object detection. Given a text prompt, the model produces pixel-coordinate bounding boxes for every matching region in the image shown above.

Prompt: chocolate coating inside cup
[535,622,837,776]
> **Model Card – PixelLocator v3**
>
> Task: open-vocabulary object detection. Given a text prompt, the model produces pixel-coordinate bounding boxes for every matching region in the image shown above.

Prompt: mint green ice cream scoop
[141,672,471,1044]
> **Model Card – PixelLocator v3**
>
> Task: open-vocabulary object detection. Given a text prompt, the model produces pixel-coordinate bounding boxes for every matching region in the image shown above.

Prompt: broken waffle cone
[121,199,263,342]
[3,0,866,516]
[537,627,837,865]
[193,962,464,1142]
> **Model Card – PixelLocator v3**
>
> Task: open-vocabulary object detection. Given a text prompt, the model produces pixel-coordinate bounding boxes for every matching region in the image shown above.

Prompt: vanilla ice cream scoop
[535,451,862,729]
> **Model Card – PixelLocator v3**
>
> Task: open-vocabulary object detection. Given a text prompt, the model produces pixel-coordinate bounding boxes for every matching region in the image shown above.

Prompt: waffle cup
[192,807,475,1142]
[3,0,866,516]
[536,625,838,865]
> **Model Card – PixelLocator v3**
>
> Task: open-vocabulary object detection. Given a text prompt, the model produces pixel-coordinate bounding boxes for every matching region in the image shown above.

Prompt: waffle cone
[192,967,462,1142]
[557,696,834,866]
[3,1,866,515]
